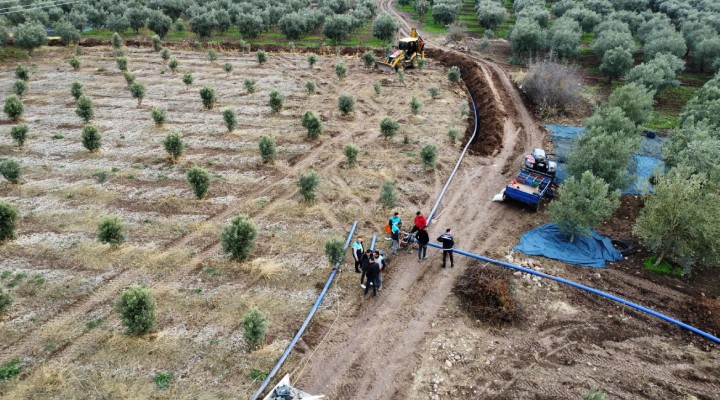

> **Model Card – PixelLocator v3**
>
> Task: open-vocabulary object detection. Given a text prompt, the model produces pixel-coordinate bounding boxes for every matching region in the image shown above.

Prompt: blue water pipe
[427,86,479,225]
[251,221,359,400]
[427,242,720,344]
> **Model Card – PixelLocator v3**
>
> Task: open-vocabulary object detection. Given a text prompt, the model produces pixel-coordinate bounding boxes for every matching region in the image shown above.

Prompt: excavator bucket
[374,61,397,74]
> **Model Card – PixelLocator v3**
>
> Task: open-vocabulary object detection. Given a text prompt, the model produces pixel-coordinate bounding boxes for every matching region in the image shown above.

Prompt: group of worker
[350,211,456,298]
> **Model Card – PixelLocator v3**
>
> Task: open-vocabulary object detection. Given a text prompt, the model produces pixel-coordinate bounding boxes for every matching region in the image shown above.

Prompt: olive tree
[297,171,320,203]
[476,0,507,30]
[242,306,268,351]
[692,36,720,73]
[323,14,353,45]
[151,107,166,126]
[163,132,184,163]
[182,73,193,89]
[10,125,28,147]
[258,136,276,163]
[549,171,620,242]
[600,46,634,83]
[237,13,264,38]
[380,117,399,139]
[278,12,307,40]
[373,12,399,43]
[14,21,47,55]
[344,143,358,167]
[608,83,654,126]
[0,159,21,184]
[302,111,322,139]
[186,167,211,199]
[633,167,720,272]
[221,215,257,261]
[644,28,687,61]
[81,124,102,152]
[116,284,156,335]
[130,82,146,106]
[338,94,355,115]
[549,17,581,59]
[268,90,284,113]
[98,215,125,246]
[432,0,460,25]
[510,18,547,58]
[625,53,685,95]
[200,86,216,109]
[4,96,23,121]
[0,200,19,242]
[592,29,635,60]
[56,19,80,45]
[379,180,397,208]
[71,81,83,100]
[147,10,172,38]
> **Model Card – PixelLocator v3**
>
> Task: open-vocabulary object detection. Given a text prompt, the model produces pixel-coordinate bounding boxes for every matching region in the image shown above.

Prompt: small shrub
[208,49,218,62]
[130,82,146,106]
[182,73,193,89]
[75,45,83,56]
[302,111,322,139]
[325,238,345,265]
[160,48,170,61]
[581,388,608,400]
[223,109,237,132]
[15,65,29,81]
[379,180,397,208]
[448,128,459,143]
[68,55,80,71]
[268,90,284,113]
[305,80,315,94]
[240,40,250,53]
[70,81,83,100]
[258,136,276,163]
[0,200,20,242]
[403,134,410,145]
[374,82,381,96]
[242,306,268,351]
[75,95,95,123]
[151,35,161,51]
[521,58,584,117]
[448,65,461,83]
[363,51,375,68]
[163,132,184,163]
[116,284,156,335]
[0,288,11,315]
[154,371,172,390]
[397,69,406,87]
[116,57,127,71]
[0,159,21,184]
[479,37,490,50]
[168,58,178,73]
[338,94,355,115]
[297,171,320,203]
[151,107,166,126]
[380,117,399,139]
[114,48,125,57]
[221,214,257,260]
[418,57,426,70]
[335,60,348,80]
[123,71,135,86]
[186,167,211,199]
[244,78,256,94]
[200,86,216,109]
[308,53,318,68]
[410,96,421,115]
[111,32,122,49]
[98,215,125,246]
[420,144,438,168]
[257,50,267,65]
[429,86,439,99]
[0,358,20,381]
[344,143,358,167]
[10,125,28,147]
[223,62,233,75]
[4,96,24,121]
[81,125,101,152]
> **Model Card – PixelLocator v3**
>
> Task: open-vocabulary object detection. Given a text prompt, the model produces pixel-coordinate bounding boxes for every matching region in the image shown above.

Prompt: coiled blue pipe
[427,242,720,344]
[251,221,359,400]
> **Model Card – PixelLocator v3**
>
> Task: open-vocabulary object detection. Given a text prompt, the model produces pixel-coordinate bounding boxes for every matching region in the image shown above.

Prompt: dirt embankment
[428,48,505,156]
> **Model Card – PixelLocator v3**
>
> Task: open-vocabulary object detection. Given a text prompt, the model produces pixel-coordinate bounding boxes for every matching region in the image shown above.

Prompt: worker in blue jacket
[352,237,364,273]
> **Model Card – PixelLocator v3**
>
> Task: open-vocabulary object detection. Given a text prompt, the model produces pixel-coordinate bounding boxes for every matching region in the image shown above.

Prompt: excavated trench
[69,40,506,156]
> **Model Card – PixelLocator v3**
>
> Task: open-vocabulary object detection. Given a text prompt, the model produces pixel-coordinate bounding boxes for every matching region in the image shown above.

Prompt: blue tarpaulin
[513,223,623,268]
[544,124,665,194]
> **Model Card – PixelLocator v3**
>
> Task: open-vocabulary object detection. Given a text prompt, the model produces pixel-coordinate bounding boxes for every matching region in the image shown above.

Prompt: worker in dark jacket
[437,228,455,268]
[364,257,380,298]
[360,249,372,289]
[416,228,429,261]
[352,237,364,273]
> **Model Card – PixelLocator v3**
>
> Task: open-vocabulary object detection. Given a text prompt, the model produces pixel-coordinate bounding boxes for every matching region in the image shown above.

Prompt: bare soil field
[0,44,471,397]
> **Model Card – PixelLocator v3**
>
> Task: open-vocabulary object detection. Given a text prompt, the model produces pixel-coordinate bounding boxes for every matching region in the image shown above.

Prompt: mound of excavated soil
[453,265,520,324]
[428,49,505,156]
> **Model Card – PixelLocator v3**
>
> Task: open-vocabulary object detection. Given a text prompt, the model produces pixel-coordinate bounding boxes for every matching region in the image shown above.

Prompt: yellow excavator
[375,28,425,73]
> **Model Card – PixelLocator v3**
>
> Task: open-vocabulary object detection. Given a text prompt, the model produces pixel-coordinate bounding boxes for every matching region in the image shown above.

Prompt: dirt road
[296,4,545,397]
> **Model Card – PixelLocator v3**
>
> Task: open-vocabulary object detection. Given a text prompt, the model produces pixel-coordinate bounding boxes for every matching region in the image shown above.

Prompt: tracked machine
[375,28,425,73]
